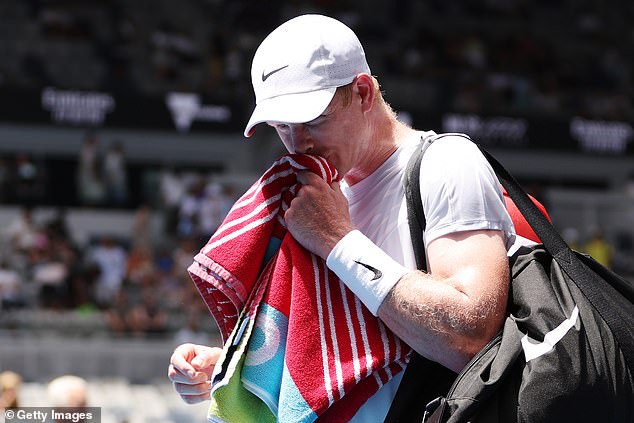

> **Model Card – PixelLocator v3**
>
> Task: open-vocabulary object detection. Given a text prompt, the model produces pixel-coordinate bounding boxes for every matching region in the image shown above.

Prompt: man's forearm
[378,269,507,372]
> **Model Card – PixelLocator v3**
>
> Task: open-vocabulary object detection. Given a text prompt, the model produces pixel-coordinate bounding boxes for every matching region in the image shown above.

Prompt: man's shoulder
[424,132,473,147]
[423,132,477,162]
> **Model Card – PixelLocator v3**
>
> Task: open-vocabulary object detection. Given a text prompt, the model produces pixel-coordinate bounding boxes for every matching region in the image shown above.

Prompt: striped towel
[188,154,410,422]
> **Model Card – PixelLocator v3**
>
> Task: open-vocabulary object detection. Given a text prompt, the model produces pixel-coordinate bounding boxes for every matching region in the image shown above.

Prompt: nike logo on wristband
[354,260,383,281]
[261,65,289,82]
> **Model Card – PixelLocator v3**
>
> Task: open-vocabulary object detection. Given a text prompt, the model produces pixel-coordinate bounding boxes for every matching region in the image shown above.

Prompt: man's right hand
[286,171,354,260]
[168,343,222,404]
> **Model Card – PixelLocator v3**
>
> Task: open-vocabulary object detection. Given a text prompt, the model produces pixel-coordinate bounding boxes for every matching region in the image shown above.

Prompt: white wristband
[326,230,409,315]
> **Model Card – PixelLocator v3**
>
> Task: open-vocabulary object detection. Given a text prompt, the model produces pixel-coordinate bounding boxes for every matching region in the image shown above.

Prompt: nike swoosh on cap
[262,64,289,82]
[354,260,383,281]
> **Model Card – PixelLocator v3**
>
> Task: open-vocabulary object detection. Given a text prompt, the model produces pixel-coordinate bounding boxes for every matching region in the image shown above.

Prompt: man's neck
[344,113,416,186]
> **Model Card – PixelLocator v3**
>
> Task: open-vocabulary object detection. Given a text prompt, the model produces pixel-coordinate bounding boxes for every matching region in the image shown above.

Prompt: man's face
[267,86,365,176]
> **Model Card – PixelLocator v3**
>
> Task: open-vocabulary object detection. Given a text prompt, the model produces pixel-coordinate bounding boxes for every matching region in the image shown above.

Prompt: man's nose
[289,124,313,154]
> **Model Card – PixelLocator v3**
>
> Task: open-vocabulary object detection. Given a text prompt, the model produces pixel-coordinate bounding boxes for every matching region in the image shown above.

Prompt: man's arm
[286,171,510,373]
[377,229,509,372]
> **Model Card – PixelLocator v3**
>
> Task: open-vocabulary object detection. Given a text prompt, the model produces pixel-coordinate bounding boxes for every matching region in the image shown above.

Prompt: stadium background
[0,0,633,421]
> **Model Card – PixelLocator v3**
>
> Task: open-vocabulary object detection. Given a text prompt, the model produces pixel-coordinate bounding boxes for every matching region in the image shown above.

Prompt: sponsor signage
[442,114,529,148]
[432,112,633,155]
[41,87,115,125]
[165,92,232,132]
[0,86,243,133]
[0,86,632,154]
[570,117,633,154]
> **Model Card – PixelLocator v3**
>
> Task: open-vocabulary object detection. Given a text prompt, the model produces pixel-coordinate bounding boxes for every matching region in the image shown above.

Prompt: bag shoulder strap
[403,131,473,271]
[384,137,456,423]
[404,137,428,272]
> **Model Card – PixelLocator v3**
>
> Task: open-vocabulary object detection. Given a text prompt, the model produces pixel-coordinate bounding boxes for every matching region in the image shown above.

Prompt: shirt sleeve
[419,135,516,247]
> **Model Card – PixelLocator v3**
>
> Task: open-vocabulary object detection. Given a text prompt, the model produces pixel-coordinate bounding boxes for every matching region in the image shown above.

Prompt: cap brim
[244,87,337,137]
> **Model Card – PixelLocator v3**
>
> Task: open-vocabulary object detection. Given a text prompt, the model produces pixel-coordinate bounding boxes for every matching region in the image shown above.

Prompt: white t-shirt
[343,131,517,422]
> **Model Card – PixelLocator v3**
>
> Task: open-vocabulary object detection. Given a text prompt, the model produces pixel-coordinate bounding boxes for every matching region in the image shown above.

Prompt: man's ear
[353,73,375,113]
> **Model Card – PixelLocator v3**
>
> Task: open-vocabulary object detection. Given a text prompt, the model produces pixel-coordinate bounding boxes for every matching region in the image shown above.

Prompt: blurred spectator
[30,233,69,310]
[201,29,228,93]
[69,262,100,311]
[131,204,154,250]
[583,228,614,269]
[562,227,582,251]
[35,209,93,310]
[4,206,39,254]
[176,176,205,238]
[452,73,486,113]
[198,181,232,239]
[98,6,138,93]
[126,287,168,337]
[125,244,155,285]
[102,141,129,207]
[45,207,73,243]
[86,235,127,307]
[32,214,81,309]
[174,177,233,240]
[13,153,45,204]
[77,131,105,206]
[159,167,186,236]
[0,0,631,120]
[149,21,200,84]
[0,259,25,310]
[0,371,22,410]
[154,258,192,314]
[612,231,634,277]
[174,310,212,346]
[47,375,88,409]
[172,236,199,280]
[104,290,133,335]
[37,3,90,39]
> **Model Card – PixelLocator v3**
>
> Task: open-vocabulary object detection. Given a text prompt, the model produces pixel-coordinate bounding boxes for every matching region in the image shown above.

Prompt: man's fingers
[181,392,212,405]
[296,171,311,185]
[191,348,222,376]
[297,171,327,187]
[170,347,197,378]
[170,344,221,377]
[168,345,220,405]
[168,364,209,384]
[173,380,212,396]
[191,348,221,369]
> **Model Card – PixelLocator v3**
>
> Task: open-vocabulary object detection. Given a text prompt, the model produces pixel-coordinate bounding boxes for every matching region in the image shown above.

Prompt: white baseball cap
[244,14,371,137]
